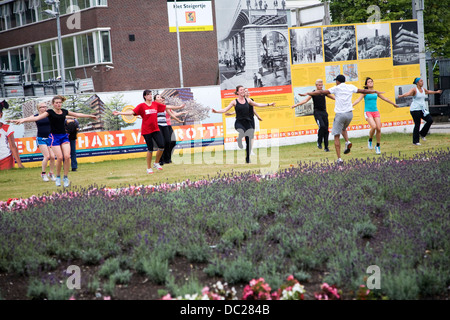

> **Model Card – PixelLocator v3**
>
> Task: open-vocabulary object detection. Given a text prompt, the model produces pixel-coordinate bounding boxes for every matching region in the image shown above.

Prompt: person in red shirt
[113,90,185,174]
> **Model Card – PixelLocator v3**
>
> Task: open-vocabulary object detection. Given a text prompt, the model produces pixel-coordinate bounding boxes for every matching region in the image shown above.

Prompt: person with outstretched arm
[300,75,383,164]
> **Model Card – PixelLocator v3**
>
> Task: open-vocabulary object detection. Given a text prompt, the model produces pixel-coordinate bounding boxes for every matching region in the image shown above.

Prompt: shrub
[134,256,169,285]
[223,256,255,284]
[81,248,103,265]
[98,258,121,278]
[354,221,377,239]
[382,270,420,300]
[27,278,73,300]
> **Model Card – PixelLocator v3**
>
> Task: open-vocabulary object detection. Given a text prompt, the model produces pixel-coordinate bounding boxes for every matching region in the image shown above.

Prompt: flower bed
[0,149,449,300]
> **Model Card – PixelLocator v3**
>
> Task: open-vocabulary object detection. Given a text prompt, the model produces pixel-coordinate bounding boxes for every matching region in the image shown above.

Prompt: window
[9,49,20,71]
[91,0,107,6]
[0,30,112,80]
[76,33,95,65]
[40,41,58,80]
[100,30,111,63]
[0,51,9,70]
[62,37,75,68]
[0,0,107,31]
[13,0,26,27]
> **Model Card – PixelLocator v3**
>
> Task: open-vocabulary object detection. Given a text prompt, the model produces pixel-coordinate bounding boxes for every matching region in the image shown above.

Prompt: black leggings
[143,131,164,151]
[410,110,433,144]
[161,125,176,163]
[235,119,254,163]
[314,110,329,148]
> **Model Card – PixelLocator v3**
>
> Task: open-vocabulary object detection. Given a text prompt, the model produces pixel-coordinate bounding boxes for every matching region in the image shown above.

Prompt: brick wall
[0,0,219,92]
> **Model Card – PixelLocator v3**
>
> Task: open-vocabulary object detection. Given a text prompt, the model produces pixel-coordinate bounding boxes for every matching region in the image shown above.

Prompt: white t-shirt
[0,123,13,161]
[328,83,359,113]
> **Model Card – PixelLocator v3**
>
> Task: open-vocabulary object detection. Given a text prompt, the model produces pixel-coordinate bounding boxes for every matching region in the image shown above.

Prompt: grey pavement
[430,121,450,134]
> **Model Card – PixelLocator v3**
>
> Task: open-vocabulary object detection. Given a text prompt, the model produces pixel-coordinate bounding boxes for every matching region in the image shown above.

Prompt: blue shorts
[49,133,70,147]
[37,137,52,147]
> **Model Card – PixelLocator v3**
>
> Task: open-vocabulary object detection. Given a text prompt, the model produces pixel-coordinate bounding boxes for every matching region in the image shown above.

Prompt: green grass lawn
[1,132,449,201]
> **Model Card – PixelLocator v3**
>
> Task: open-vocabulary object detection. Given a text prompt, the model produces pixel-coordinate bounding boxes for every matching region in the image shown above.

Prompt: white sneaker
[337,158,344,165]
[375,146,381,154]
[63,177,70,188]
[344,141,352,154]
[48,173,57,181]
[368,140,373,149]
[147,168,153,174]
[413,142,421,146]
[153,163,163,171]
[420,135,427,141]
[41,174,49,182]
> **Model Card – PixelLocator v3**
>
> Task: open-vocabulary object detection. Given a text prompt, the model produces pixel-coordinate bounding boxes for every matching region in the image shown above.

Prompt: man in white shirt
[301,75,382,163]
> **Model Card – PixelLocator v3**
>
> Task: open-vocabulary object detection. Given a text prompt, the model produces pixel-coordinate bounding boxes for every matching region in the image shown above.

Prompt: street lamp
[43,0,65,95]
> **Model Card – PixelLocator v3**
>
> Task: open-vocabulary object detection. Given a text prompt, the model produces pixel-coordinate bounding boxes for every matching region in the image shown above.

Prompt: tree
[102,94,134,131]
[63,94,96,129]
[321,0,450,57]
[164,96,210,125]
[1,98,25,120]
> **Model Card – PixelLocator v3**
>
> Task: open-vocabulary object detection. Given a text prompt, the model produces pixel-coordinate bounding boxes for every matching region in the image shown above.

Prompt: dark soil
[0,255,334,300]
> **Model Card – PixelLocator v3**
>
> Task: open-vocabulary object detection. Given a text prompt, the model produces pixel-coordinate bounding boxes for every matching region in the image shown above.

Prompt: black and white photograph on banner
[216,0,291,90]
[391,21,419,66]
[356,23,391,60]
[292,86,315,117]
[290,27,323,65]
[325,65,341,83]
[395,84,419,107]
[342,64,358,82]
[323,26,357,62]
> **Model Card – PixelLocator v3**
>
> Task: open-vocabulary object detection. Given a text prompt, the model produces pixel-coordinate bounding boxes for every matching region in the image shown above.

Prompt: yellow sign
[289,20,420,133]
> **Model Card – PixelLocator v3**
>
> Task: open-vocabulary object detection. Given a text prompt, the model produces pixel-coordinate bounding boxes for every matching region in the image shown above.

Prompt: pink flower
[162,294,173,300]
[103,296,111,300]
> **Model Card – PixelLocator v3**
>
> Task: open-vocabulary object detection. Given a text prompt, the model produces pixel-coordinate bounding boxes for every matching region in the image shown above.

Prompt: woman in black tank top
[213,85,275,163]
[225,88,263,156]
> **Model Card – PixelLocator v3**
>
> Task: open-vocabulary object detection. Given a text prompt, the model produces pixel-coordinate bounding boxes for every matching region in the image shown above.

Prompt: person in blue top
[353,77,399,154]
[398,77,442,145]
[35,102,57,181]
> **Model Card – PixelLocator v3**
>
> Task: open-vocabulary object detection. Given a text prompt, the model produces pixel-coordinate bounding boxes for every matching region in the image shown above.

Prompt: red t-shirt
[133,102,166,135]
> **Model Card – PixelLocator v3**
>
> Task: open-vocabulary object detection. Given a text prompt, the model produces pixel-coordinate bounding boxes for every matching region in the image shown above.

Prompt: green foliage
[134,255,170,285]
[221,227,245,246]
[110,269,132,285]
[354,220,377,239]
[223,256,256,284]
[63,94,96,128]
[87,276,100,294]
[27,278,73,300]
[381,270,420,300]
[98,258,121,278]
[102,94,134,131]
[166,273,204,298]
[80,248,103,265]
[182,243,211,263]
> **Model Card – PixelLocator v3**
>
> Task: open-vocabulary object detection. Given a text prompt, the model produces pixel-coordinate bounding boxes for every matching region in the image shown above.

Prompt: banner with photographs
[215,0,294,149]
[11,86,224,166]
[289,20,420,139]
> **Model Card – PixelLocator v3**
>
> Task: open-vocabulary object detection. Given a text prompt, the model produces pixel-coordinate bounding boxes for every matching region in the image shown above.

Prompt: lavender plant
[0,149,448,299]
